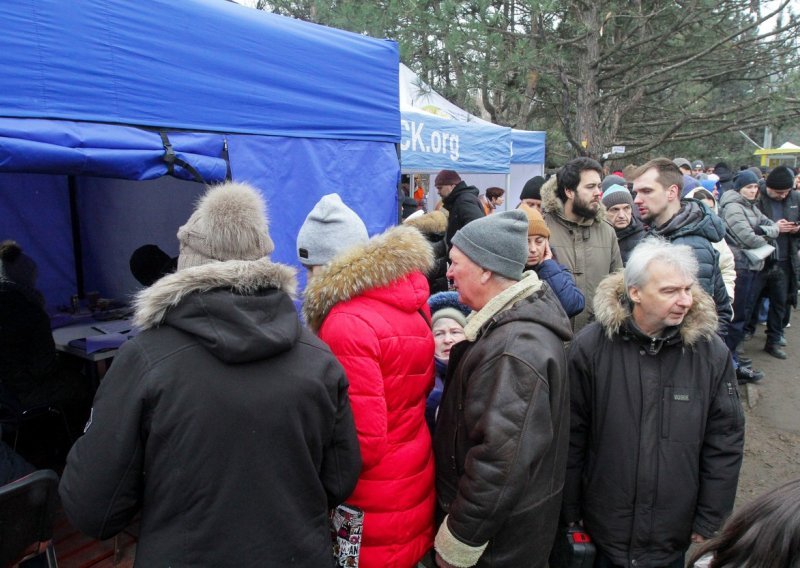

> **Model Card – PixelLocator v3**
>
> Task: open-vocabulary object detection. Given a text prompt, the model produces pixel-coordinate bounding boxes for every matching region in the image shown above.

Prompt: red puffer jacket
[304,225,436,567]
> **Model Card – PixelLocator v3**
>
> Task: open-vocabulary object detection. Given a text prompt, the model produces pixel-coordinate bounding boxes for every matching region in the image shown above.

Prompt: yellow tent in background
[754,142,800,168]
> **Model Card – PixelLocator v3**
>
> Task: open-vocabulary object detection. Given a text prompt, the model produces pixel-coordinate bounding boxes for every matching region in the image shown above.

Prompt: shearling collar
[540,174,608,226]
[403,209,448,234]
[133,258,297,330]
[302,225,434,332]
[463,271,544,341]
[592,272,718,346]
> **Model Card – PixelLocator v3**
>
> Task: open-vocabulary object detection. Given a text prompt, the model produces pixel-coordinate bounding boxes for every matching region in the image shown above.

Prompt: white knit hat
[177,182,274,270]
[296,193,369,266]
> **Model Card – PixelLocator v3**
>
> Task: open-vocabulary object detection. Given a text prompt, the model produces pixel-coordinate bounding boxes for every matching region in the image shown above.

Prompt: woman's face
[527,235,548,266]
[432,317,466,361]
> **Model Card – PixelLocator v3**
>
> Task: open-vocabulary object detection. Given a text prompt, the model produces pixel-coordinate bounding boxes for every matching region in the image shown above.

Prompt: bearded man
[541,157,623,330]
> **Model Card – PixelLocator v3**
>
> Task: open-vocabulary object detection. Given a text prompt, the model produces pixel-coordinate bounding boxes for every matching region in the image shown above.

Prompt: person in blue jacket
[519,204,585,317]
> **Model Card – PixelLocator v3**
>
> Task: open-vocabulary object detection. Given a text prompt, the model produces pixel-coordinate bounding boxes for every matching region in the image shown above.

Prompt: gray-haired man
[564,238,744,568]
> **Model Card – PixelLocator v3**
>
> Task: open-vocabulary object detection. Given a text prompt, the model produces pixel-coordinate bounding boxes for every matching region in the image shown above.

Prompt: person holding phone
[749,166,800,359]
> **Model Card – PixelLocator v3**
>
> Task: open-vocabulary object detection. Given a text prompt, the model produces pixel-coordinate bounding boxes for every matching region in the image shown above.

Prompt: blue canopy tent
[398,64,546,211]
[0,0,400,305]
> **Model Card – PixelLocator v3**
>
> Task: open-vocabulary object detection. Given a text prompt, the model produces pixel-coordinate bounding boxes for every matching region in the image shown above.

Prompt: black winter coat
[0,280,58,398]
[650,199,732,334]
[753,189,800,307]
[434,276,572,567]
[443,181,485,247]
[59,259,361,568]
[564,273,744,567]
[615,216,645,265]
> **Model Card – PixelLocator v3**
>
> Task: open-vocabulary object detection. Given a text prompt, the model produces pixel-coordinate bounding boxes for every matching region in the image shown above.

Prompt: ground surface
[734,316,800,505]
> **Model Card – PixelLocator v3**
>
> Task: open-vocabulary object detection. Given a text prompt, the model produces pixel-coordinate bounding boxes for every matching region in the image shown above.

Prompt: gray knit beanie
[601,174,627,193]
[297,193,369,266]
[602,184,633,208]
[451,210,528,281]
[177,182,275,271]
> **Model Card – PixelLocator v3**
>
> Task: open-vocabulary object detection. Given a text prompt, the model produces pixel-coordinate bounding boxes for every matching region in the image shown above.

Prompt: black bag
[549,525,596,568]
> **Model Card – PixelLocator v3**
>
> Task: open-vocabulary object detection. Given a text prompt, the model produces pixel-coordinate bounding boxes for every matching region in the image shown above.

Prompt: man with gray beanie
[603,183,643,264]
[60,181,362,567]
[432,211,572,568]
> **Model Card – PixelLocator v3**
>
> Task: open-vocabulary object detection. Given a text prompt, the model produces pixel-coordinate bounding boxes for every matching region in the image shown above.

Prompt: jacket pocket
[661,387,703,443]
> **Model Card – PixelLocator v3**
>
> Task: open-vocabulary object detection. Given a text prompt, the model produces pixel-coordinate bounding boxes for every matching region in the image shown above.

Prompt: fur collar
[403,209,448,234]
[302,225,434,332]
[540,174,607,225]
[463,271,543,341]
[134,258,297,330]
[592,272,718,346]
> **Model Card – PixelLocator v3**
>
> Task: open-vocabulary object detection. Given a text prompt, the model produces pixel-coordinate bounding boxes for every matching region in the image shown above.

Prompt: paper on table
[85,333,129,354]
[91,320,133,335]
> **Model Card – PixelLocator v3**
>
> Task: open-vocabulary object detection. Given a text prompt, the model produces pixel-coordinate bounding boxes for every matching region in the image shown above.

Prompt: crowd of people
[3,156,799,567]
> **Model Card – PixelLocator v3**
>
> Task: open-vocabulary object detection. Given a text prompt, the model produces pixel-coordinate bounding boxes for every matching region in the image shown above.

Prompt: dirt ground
[734,313,800,506]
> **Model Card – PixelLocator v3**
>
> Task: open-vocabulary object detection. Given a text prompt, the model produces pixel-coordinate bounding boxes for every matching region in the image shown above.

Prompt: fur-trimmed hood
[302,225,434,332]
[403,209,448,234]
[540,175,608,225]
[593,271,718,346]
[134,258,297,330]
[133,258,299,363]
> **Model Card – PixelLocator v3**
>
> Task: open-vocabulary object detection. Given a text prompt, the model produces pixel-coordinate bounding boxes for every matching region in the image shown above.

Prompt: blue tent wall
[0,173,75,303]
[78,177,206,303]
[0,133,399,305]
[228,135,399,291]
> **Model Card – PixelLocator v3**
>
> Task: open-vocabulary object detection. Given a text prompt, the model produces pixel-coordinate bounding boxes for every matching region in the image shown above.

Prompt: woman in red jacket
[299,194,436,567]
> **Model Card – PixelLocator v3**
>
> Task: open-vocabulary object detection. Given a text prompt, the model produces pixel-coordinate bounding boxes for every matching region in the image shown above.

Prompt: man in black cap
[751,165,800,359]
[519,175,545,211]
[434,169,485,249]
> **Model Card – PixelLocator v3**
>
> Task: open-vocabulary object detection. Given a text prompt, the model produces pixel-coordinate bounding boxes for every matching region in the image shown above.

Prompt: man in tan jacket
[541,157,623,331]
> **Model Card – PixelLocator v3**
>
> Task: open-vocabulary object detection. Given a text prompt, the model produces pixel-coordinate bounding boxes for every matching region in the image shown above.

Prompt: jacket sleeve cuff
[692,518,717,539]
[434,515,488,567]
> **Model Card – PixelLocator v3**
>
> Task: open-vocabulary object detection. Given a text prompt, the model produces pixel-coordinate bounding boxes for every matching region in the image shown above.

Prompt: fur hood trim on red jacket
[303,225,434,332]
[593,271,718,346]
[133,258,297,330]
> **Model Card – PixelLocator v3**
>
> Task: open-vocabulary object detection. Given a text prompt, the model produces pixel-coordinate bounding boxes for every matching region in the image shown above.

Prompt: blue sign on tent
[400,108,511,173]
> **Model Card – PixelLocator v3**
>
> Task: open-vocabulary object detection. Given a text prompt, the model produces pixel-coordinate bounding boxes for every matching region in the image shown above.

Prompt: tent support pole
[504,172,511,212]
[68,175,85,298]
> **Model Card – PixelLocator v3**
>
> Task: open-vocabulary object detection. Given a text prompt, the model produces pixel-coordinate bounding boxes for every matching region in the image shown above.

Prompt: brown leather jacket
[433,278,572,567]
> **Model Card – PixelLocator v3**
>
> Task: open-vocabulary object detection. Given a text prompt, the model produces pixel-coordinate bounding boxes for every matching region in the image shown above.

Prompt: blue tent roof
[0,0,399,142]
